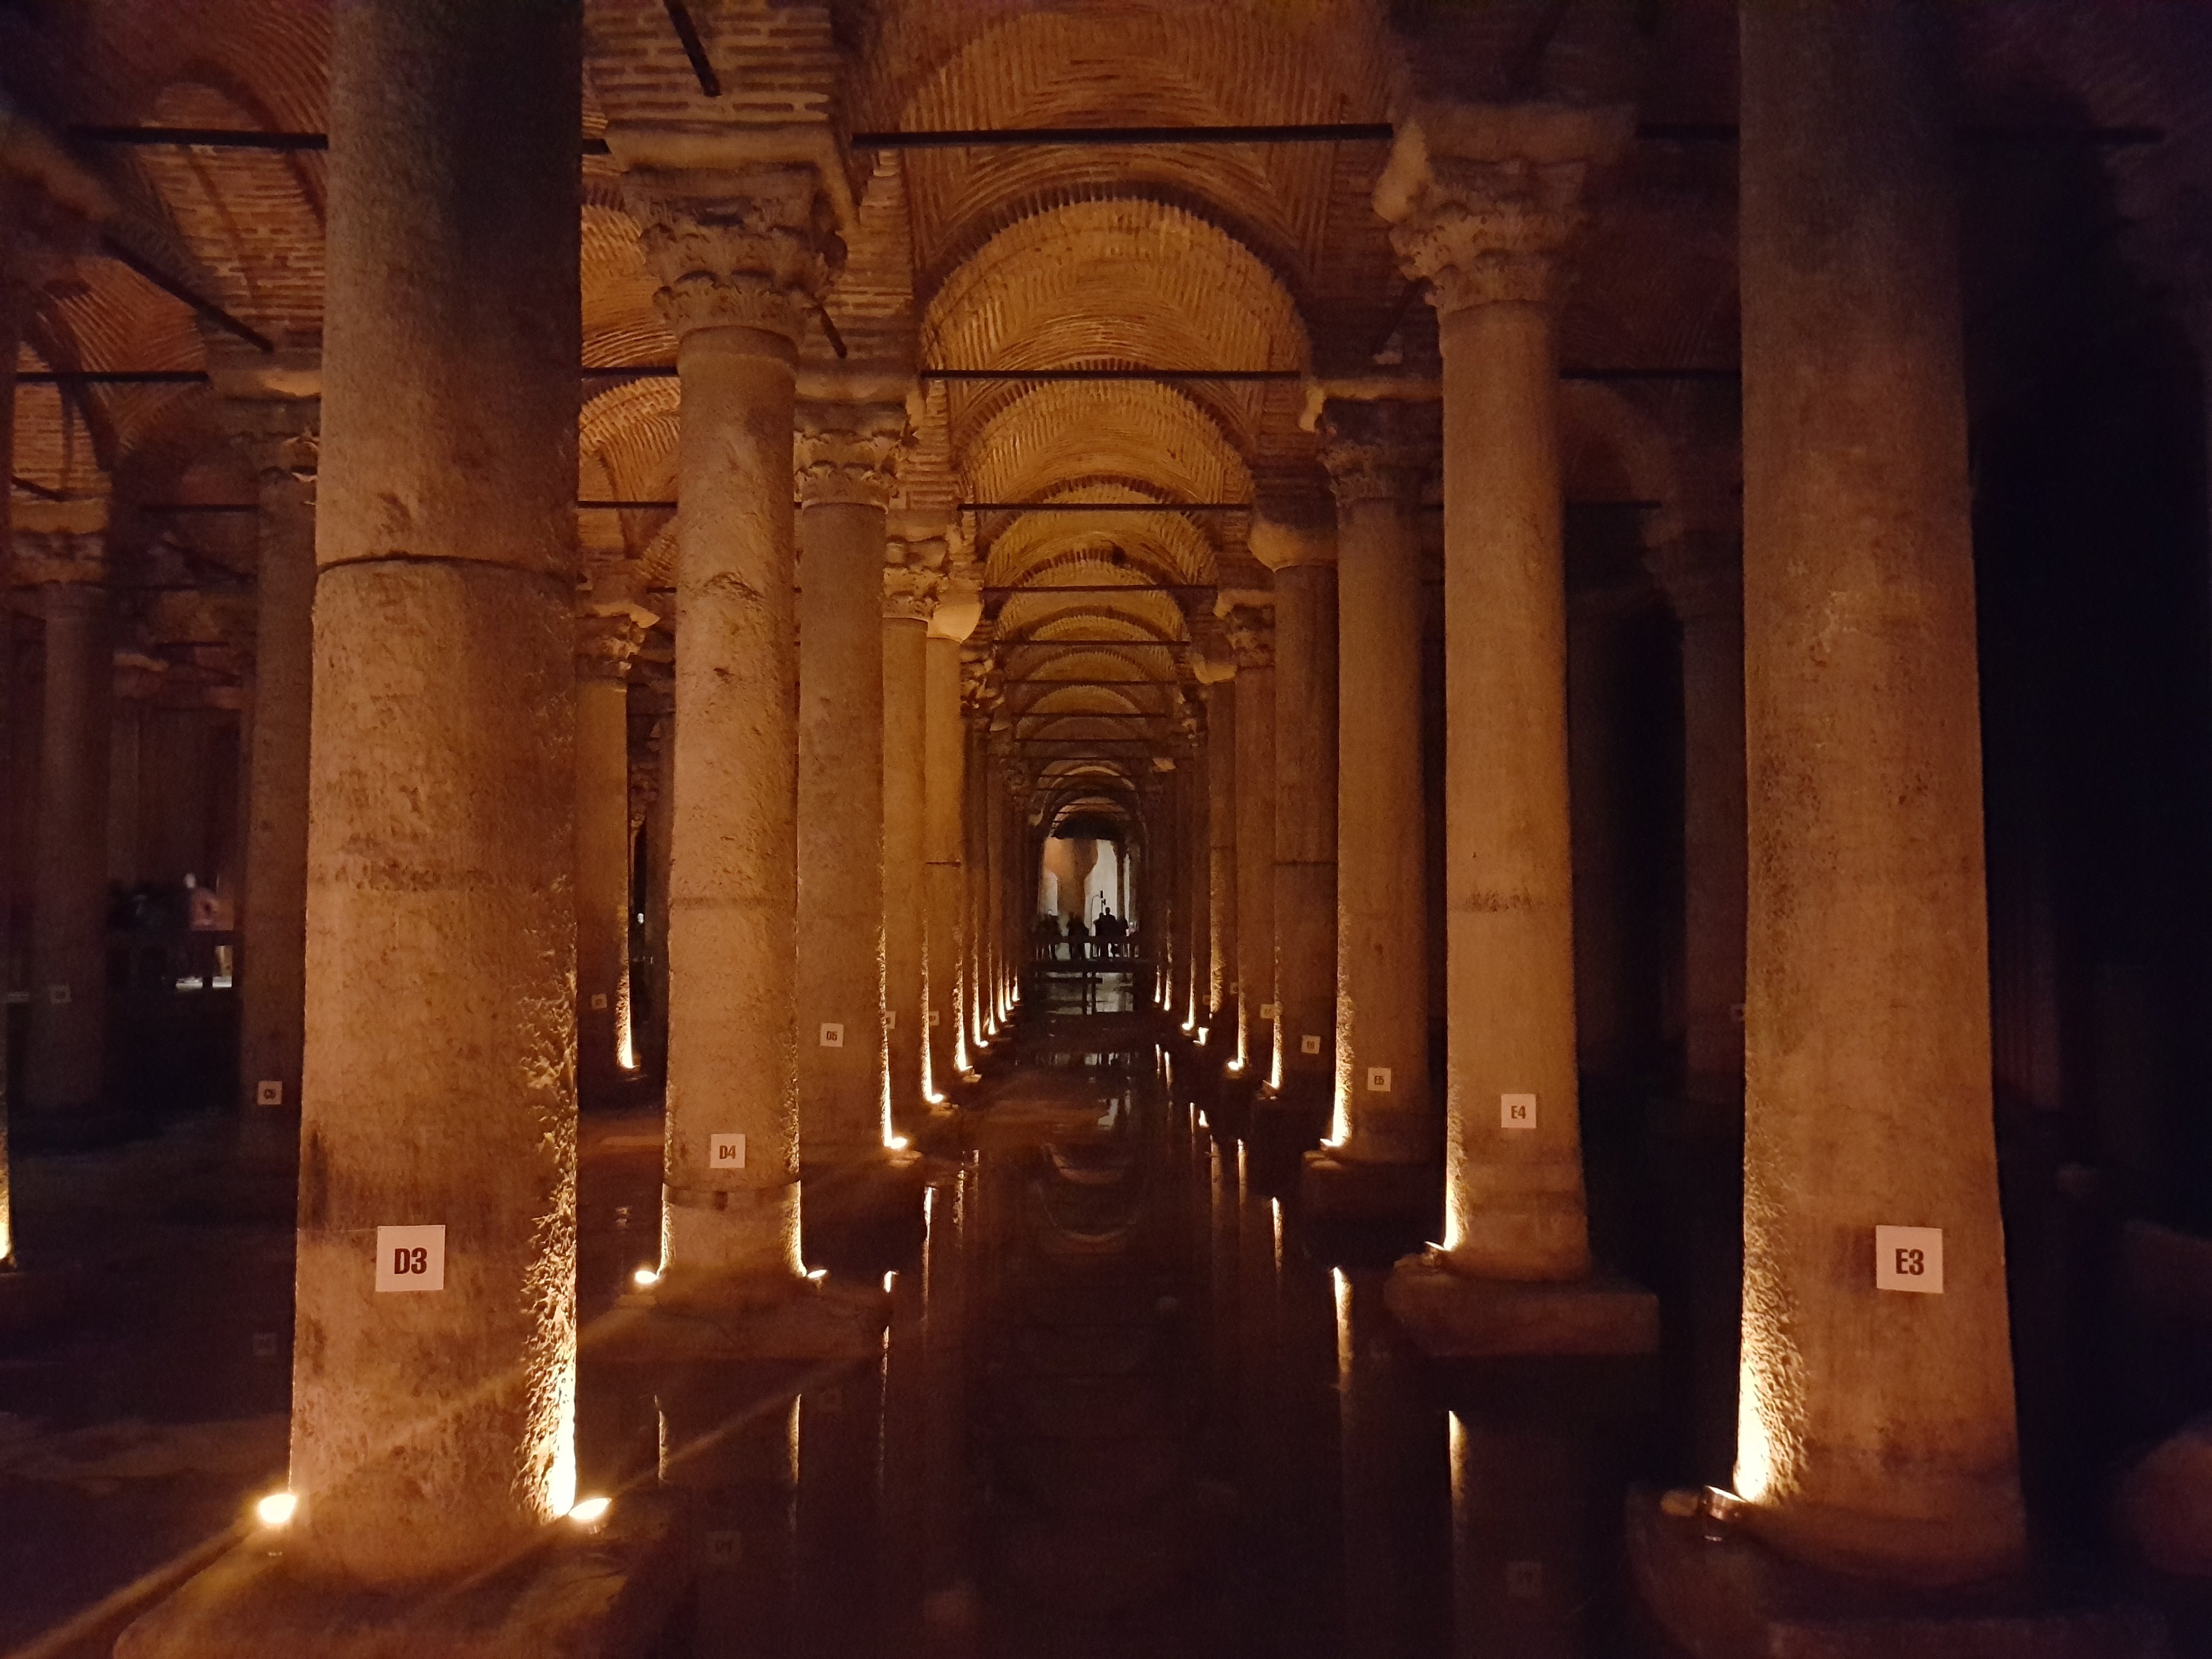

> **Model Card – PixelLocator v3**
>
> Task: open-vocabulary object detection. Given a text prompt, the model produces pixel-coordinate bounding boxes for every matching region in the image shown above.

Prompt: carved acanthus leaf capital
[1221,604,1275,670]
[625,165,845,346]
[882,562,941,622]
[574,610,648,680]
[1318,398,1440,506]
[222,397,321,492]
[1375,105,1631,317]
[794,399,905,508]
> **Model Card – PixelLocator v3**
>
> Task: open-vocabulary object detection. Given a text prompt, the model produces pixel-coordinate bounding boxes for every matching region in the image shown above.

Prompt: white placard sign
[590,992,609,1011]
[256,1080,284,1107]
[819,1022,845,1049]
[1875,1226,1944,1294]
[48,983,70,1006]
[928,1009,941,1027]
[1300,1034,1322,1056]
[1259,1003,1279,1021]
[1366,1066,1393,1093]
[376,1224,447,1293]
[1500,1093,1537,1131]
[710,1133,747,1170]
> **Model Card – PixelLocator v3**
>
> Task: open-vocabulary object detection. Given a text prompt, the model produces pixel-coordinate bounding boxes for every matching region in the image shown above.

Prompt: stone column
[882,546,939,1131]
[1256,514,1338,1110]
[1646,529,1746,1109]
[924,577,979,1090]
[1374,104,1629,1291]
[1223,603,1276,1081]
[216,357,320,1119]
[1181,719,1210,1031]
[0,280,17,1260]
[618,146,843,1296]
[1205,673,1238,1030]
[1733,4,2025,1578]
[573,607,644,1103]
[795,399,900,1166]
[960,680,992,1053]
[292,0,582,1578]
[21,514,110,1123]
[1308,399,1435,1203]
[644,709,674,1080]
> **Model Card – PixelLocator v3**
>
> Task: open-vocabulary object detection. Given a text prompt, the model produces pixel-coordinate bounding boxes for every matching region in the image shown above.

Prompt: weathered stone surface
[1384,1249,1657,1357]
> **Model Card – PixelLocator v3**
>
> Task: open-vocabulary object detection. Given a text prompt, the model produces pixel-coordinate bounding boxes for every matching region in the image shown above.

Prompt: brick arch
[963,381,1249,510]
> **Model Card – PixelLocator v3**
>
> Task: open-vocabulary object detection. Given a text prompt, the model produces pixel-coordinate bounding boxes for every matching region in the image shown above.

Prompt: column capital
[1374,103,1632,315]
[623,163,845,347]
[12,496,109,585]
[794,397,905,509]
[1221,601,1275,670]
[883,560,941,623]
[574,608,648,680]
[1318,397,1440,507]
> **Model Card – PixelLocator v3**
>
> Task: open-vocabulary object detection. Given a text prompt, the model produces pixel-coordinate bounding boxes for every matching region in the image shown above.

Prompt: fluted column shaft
[882,556,937,1128]
[1377,104,1629,1278]
[1323,402,1433,1160]
[290,0,581,1579]
[1272,561,1339,1101]
[624,155,842,1293]
[1736,1,2024,1579]
[795,403,899,1163]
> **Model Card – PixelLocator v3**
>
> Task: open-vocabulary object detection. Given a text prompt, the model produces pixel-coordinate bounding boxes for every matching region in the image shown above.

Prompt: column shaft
[1234,659,1276,1078]
[292,0,581,1578]
[799,499,889,1160]
[1206,678,1238,1026]
[1272,562,1339,1101]
[26,581,110,1117]
[573,655,633,1098]
[1183,735,1210,1029]
[882,591,929,1127]
[1736,0,2025,1578]
[923,631,965,1087]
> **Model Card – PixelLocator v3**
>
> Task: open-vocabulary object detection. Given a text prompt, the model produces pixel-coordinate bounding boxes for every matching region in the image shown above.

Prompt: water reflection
[573,1032,1655,1657]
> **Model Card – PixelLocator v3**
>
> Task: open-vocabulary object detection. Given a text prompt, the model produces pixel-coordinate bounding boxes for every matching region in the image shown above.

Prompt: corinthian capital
[1221,603,1274,671]
[794,399,905,509]
[1374,104,1630,315]
[625,164,845,345]
[882,561,941,623]
[574,608,648,681]
[1318,398,1440,507]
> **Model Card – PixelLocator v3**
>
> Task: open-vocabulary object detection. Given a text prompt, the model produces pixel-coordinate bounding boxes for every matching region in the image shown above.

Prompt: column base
[599,1273,889,1363]
[1627,1487,2165,1659]
[1384,1249,1658,1357]
[1299,1149,1440,1223]
[116,1491,690,1659]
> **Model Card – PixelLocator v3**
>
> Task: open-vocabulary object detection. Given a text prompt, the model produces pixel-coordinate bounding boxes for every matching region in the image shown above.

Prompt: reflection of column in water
[658,1368,803,1659]
[1339,1269,1444,1659]
[797,1355,885,1657]
[1448,1408,1589,1659]
[1206,1139,1239,1479]
[920,1170,979,1647]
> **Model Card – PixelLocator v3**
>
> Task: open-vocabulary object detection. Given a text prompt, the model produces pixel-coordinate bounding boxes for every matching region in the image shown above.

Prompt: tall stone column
[1181,719,1210,1031]
[882,546,939,1131]
[0,280,18,1259]
[1256,511,1338,1109]
[1375,104,1626,1285]
[1646,528,1746,1109]
[21,516,110,1124]
[619,144,842,1295]
[1204,672,1238,1030]
[216,356,320,1119]
[573,607,644,1103]
[960,681,992,1053]
[795,398,900,1166]
[1223,604,1275,1081]
[924,578,979,1089]
[293,0,581,1579]
[1307,399,1436,1208]
[1732,3,2024,1578]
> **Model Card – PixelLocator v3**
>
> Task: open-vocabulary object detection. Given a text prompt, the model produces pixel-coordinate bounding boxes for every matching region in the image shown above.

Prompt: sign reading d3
[376,1224,447,1293]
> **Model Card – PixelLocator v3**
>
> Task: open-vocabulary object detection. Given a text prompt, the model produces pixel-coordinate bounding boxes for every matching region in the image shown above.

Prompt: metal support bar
[967,503,1248,515]
[853,123,1393,149]
[985,585,1215,596]
[98,235,273,352]
[923,368,1298,382]
[661,0,722,97]
[578,500,678,510]
[19,370,209,386]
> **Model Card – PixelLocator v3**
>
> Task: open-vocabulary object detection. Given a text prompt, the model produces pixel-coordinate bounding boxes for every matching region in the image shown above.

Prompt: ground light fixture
[254,1491,296,1528]
[567,1496,612,1526]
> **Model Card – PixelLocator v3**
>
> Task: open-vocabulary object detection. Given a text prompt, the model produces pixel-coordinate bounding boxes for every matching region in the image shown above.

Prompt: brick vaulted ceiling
[7,0,2212,783]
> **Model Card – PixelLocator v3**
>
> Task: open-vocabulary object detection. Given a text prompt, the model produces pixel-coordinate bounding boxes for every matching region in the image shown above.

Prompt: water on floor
[0,1009,1716,1657]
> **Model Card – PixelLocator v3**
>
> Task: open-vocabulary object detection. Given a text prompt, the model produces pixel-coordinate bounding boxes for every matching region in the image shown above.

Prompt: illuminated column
[1308,398,1435,1198]
[21,514,110,1122]
[1375,105,1626,1284]
[795,398,901,1165]
[218,356,319,1120]
[1255,506,1338,1108]
[574,607,644,1103]
[0,280,17,1260]
[1223,603,1275,1078]
[620,140,843,1295]
[997,763,1025,1014]
[292,0,582,1575]
[1731,3,2025,1577]
[1204,670,1238,1029]
[883,544,940,1129]
[1646,526,1746,1108]
[924,575,979,1089]
[1180,717,1210,1030]
[961,681,992,1052]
